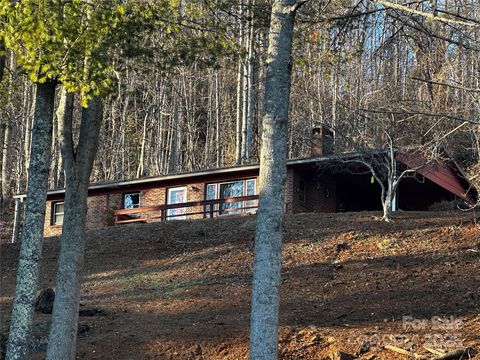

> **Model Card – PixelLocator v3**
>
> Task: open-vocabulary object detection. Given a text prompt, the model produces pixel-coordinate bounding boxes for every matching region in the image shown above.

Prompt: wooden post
[209,203,214,218]
[11,197,23,243]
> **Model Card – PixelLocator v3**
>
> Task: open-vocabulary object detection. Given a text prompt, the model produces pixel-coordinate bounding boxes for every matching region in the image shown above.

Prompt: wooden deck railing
[114,195,259,224]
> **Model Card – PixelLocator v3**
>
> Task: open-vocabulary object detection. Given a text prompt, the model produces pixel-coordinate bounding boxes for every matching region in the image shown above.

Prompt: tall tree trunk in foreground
[5,81,56,360]
[249,0,298,358]
[46,95,103,360]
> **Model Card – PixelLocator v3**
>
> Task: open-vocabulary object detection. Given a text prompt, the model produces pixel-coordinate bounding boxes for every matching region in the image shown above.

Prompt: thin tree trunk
[205,74,213,167]
[10,198,22,244]
[235,3,245,165]
[5,80,56,360]
[249,0,298,358]
[1,52,15,208]
[46,96,103,360]
[236,60,244,165]
[382,186,393,222]
[0,40,5,82]
[256,30,267,147]
[241,52,248,162]
[15,82,29,192]
[23,86,35,185]
[50,113,60,189]
[245,0,255,162]
[215,71,221,167]
[1,121,11,206]
[168,96,177,173]
[136,112,148,178]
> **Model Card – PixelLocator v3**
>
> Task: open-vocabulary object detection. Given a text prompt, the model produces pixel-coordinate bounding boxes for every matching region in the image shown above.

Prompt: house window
[123,192,140,209]
[167,187,187,220]
[206,183,217,200]
[205,178,257,215]
[219,180,244,214]
[52,202,64,226]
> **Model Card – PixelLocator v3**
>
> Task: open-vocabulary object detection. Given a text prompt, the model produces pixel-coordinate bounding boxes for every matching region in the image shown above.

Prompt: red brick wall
[308,174,336,213]
[288,170,337,213]
[185,182,205,219]
[292,171,309,213]
[42,169,338,236]
[141,183,205,221]
[44,200,62,237]
[141,188,166,207]
[44,194,116,237]
[264,168,336,214]
[285,168,295,213]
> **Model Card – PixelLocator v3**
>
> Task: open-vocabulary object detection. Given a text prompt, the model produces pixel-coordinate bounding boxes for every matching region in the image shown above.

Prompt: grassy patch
[112,269,210,298]
[376,237,400,254]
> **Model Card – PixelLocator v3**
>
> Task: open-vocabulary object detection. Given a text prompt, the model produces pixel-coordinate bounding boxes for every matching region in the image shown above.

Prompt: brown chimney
[311,126,334,157]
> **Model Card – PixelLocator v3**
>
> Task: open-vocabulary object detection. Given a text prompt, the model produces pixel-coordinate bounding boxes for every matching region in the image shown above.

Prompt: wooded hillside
[1,212,479,359]
[1,0,480,202]
[1,1,480,359]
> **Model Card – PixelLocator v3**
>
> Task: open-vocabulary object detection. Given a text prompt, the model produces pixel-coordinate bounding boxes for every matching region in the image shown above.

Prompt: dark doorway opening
[397,176,456,211]
[335,173,383,212]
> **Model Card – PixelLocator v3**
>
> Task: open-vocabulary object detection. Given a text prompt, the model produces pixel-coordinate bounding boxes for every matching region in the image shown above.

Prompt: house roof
[14,154,353,199]
[14,150,477,204]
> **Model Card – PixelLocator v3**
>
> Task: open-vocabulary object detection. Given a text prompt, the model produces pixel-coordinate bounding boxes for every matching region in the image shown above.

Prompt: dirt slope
[1,212,479,359]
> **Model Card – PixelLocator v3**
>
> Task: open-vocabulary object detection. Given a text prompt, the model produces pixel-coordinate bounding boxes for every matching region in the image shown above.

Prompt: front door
[167,187,187,220]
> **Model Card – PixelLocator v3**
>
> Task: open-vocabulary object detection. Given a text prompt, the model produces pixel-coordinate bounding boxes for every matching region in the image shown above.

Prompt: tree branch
[375,0,479,27]
[410,76,480,93]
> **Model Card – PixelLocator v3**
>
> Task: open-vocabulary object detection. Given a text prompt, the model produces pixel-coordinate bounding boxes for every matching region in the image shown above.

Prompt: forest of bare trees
[1,0,479,211]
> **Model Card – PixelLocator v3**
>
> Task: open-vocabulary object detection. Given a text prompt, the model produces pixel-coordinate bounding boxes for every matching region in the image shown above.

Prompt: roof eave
[13,151,386,199]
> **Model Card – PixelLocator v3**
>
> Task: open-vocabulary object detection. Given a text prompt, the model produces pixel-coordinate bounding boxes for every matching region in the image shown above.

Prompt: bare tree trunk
[330,69,337,142]
[120,92,129,179]
[0,40,5,82]
[23,86,35,186]
[245,0,255,162]
[382,185,393,222]
[10,197,22,244]
[249,0,298,358]
[235,3,245,165]
[215,71,221,167]
[136,112,148,178]
[168,96,178,173]
[236,61,244,165]
[1,121,11,206]
[46,96,103,360]
[205,74,213,167]
[50,114,60,189]
[256,30,267,147]
[241,50,248,162]
[5,80,56,360]
[1,52,15,208]
[15,82,30,191]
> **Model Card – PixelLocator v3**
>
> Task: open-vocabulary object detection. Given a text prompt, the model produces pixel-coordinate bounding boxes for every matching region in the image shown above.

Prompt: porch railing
[113,195,259,224]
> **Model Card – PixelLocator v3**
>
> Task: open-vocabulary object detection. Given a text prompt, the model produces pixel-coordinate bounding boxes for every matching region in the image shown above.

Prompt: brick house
[11,128,477,239]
